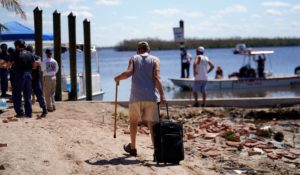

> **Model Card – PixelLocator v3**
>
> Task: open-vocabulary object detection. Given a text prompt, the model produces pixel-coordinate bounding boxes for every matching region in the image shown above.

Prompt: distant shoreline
[112,37,300,51]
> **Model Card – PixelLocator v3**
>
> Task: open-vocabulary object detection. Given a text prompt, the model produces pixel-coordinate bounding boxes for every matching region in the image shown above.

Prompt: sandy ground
[0,101,300,175]
[0,102,214,175]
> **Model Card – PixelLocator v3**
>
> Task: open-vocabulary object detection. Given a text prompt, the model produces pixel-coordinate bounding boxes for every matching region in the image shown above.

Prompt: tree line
[115,37,300,51]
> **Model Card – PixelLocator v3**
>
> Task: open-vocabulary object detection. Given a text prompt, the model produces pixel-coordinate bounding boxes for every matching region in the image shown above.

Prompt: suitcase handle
[157,102,169,120]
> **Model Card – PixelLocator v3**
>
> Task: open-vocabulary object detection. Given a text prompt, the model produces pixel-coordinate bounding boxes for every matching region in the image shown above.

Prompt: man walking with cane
[114,41,166,156]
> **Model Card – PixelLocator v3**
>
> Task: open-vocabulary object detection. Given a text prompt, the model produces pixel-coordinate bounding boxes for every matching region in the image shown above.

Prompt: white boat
[54,44,105,100]
[170,50,300,90]
[233,43,250,54]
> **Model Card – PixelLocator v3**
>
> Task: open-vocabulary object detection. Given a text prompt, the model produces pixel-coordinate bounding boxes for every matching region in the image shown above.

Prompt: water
[98,46,300,101]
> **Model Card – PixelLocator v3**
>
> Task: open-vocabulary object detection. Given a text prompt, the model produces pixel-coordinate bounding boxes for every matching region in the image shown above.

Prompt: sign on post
[173,27,184,43]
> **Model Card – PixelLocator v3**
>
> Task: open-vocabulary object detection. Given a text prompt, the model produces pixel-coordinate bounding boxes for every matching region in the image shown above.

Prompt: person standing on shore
[193,46,214,107]
[11,39,35,117]
[180,47,192,78]
[26,45,48,117]
[114,41,166,156]
[0,43,9,97]
[41,49,58,112]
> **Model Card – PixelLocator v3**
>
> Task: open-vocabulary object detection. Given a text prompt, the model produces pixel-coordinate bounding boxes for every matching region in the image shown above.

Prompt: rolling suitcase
[153,103,184,165]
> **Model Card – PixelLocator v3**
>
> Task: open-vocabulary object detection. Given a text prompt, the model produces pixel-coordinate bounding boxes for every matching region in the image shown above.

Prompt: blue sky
[1,0,300,47]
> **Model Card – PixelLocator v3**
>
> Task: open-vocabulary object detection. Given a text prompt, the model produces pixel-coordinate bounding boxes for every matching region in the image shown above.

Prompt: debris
[273,132,284,142]
[2,119,8,123]
[256,126,272,138]
[0,143,7,148]
[223,131,240,142]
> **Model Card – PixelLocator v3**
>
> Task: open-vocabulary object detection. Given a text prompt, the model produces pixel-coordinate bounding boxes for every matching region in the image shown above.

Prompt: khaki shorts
[129,101,159,123]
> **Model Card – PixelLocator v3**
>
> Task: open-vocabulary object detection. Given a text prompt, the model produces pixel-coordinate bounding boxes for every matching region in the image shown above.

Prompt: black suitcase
[153,103,184,165]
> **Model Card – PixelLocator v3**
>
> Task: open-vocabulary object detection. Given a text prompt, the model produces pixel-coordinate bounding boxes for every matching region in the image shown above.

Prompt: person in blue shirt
[26,45,48,117]
[10,39,35,118]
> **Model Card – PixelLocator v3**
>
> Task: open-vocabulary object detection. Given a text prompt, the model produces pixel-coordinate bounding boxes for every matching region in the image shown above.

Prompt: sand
[0,102,300,175]
[0,102,214,175]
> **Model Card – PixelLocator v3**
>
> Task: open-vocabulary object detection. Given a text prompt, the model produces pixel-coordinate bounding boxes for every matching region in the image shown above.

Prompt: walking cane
[113,82,119,138]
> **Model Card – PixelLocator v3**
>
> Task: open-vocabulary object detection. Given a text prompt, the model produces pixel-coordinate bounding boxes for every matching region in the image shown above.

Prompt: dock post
[33,7,43,59]
[83,19,92,101]
[68,12,77,100]
[53,10,62,101]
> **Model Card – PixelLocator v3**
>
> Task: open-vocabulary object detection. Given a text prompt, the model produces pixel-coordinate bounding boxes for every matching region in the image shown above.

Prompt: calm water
[97,46,300,101]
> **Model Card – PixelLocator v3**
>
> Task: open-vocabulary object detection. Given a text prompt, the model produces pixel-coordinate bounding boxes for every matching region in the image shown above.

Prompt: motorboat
[170,50,300,90]
[233,43,250,54]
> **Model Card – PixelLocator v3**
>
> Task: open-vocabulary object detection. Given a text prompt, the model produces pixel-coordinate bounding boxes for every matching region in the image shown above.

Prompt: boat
[47,44,105,100]
[233,43,250,54]
[170,50,300,90]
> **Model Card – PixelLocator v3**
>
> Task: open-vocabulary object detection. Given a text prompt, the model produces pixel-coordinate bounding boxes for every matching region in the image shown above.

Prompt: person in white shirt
[193,46,214,107]
[41,49,59,112]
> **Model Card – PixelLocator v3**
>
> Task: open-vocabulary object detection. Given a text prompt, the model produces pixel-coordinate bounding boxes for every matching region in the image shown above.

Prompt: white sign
[173,27,184,43]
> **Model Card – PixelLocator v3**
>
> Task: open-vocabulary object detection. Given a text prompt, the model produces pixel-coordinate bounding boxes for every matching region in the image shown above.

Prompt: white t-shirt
[41,57,59,77]
[195,55,209,80]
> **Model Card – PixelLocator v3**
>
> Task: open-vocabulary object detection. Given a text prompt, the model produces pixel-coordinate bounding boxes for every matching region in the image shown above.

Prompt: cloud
[22,0,81,8]
[24,1,52,8]
[123,16,137,20]
[261,1,290,7]
[184,12,202,18]
[265,9,283,15]
[62,5,93,18]
[153,8,181,16]
[95,0,121,6]
[219,5,247,15]
[292,5,300,12]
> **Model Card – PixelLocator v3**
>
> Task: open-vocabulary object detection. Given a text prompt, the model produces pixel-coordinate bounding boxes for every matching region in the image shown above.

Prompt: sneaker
[123,143,137,156]
[193,102,199,107]
[14,114,24,118]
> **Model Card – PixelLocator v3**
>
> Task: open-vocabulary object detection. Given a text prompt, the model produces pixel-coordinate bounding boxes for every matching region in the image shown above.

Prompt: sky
[1,0,300,47]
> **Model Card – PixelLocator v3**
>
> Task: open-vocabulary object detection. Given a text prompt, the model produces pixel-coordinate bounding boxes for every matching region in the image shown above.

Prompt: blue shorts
[193,80,207,93]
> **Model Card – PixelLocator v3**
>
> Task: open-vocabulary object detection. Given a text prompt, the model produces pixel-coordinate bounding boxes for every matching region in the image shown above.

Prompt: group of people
[0,39,59,118]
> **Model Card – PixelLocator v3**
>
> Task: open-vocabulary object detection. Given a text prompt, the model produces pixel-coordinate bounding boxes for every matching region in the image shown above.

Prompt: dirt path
[0,102,215,175]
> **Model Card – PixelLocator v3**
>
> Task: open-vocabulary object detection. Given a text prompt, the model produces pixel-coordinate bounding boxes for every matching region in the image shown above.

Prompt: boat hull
[170,76,300,90]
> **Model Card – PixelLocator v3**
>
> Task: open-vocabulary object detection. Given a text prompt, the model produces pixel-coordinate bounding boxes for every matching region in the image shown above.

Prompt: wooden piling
[83,19,92,101]
[33,7,43,59]
[68,12,77,100]
[53,10,62,101]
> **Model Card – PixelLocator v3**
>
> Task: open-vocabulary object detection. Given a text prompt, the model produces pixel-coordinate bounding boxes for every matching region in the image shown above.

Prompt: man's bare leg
[130,117,138,149]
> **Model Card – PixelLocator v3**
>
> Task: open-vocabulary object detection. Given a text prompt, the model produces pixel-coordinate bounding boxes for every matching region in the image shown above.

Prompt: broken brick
[268,154,280,160]
[226,141,243,149]
[248,151,262,156]
[0,143,7,148]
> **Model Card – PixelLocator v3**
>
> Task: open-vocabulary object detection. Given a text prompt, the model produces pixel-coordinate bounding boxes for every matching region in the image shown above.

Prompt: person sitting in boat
[253,55,266,78]
[215,66,223,79]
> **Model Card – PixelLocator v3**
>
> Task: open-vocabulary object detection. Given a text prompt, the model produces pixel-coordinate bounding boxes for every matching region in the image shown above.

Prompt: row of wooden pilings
[33,6,93,101]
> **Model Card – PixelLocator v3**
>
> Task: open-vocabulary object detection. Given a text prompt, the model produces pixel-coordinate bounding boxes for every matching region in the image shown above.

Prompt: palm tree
[1,0,26,19]
[1,0,26,31]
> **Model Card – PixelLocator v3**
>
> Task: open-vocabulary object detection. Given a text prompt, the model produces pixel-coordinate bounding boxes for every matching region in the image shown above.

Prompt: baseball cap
[197,46,205,53]
[137,41,150,50]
